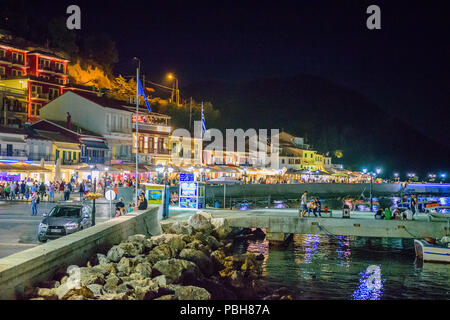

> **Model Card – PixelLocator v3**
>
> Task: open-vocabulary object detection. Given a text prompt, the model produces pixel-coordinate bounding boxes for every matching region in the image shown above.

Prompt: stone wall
[0,207,161,300]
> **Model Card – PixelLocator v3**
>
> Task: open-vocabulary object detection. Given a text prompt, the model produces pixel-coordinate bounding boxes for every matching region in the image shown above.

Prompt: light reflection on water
[233,233,450,300]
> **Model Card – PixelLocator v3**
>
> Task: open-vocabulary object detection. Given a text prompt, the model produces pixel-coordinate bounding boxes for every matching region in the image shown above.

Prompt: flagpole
[200,102,203,167]
[135,61,140,201]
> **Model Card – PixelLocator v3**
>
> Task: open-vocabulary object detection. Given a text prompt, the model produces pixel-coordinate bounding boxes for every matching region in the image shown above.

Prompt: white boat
[414,239,450,263]
[425,205,450,219]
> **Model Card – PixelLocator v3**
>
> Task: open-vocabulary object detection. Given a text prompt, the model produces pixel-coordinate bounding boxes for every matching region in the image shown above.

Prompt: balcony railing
[38,64,66,74]
[30,92,49,100]
[0,150,27,158]
[80,156,111,164]
[0,55,11,63]
[0,85,27,96]
[11,58,25,66]
[133,148,170,155]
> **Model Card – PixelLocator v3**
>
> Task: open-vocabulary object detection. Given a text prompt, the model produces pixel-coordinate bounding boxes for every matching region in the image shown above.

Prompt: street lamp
[103,167,109,196]
[167,73,180,106]
[362,167,381,212]
[133,57,141,203]
[393,172,399,182]
[90,164,100,226]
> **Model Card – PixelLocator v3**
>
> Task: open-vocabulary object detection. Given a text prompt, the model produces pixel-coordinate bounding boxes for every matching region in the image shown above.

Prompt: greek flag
[201,102,206,137]
[137,78,151,112]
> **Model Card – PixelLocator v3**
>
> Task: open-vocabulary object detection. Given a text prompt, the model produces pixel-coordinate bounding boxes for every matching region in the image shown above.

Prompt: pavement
[0,193,117,259]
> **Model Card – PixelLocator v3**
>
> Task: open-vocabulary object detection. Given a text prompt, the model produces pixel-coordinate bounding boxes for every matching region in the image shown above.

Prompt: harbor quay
[164,208,450,245]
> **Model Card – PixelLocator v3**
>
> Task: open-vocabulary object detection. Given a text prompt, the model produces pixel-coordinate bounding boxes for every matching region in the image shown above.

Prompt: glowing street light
[167,73,180,106]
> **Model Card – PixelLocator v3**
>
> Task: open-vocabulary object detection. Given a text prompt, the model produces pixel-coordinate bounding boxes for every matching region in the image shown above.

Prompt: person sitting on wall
[115,198,125,216]
[138,194,148,210]
[374,208,385,220]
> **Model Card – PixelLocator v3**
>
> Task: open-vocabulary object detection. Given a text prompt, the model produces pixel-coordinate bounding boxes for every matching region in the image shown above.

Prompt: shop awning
[54,142,80,151]
[0,162,51,172]
[83,141,109,150]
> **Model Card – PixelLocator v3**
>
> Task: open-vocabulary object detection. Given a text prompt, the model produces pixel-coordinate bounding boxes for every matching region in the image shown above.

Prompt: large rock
[36,288,57,300]
[167,221,189,235]
[134,262,153,278]
[97,293,129,300]
[117,257,135,275]
[96,253,109,266]
[185,240,211,256]
[210,249,227,270]
[179,248,214,276]
[155,294,177,300]
[107,241,145,262]
[196,211,212,221]
[206,235,222,251]
[67,267,105,287]
[152,258,201,284]
[147,244,174,264]
[153,275,167,286]
[87,284,104,296]
[127,234,147,244]
[169,285,211,300]
[106,245,126,262]
[57,285,94,300]
[103,274,122,293]
[187,213,213,234]
[211,218,231,240]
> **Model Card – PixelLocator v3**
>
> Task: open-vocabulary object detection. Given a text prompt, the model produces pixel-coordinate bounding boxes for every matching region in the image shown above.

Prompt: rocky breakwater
[30,212,294,300]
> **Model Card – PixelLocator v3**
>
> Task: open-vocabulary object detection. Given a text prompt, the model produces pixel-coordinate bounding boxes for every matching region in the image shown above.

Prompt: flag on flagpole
[201,102,206,137]
[137,78,151,112]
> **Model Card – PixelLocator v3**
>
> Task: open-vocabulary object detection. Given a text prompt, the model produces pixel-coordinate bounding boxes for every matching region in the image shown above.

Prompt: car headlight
[65,223,79,230]
[39,223,48,230]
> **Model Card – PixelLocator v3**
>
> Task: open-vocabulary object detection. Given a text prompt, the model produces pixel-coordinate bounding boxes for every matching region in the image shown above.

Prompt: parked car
[37,203,92,242]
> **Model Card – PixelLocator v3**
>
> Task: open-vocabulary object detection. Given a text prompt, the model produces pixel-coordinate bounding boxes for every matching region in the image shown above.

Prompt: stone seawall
[204,183,403,200]
[0,207,162,300]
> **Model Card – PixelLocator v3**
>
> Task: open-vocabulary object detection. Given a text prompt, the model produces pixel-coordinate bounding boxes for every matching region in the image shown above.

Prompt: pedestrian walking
[64,183,70,201]
[31,191,38,215]
[79,182,85,200]
[410,194,417,218]
[49,183,55,202]
[300,191,308,217]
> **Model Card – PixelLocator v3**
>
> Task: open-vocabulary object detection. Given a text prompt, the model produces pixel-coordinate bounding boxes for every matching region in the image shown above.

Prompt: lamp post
[133,57,141,203]
[90,165,100,226]
[393,172,399,183]
[103,167,109,196]
[363,167,381,212]
[167,73,180,106]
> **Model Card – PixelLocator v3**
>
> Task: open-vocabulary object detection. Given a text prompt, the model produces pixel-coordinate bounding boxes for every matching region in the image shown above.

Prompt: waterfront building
[0,125,28,161]
[30,119,108,165]
[169,135,202,166]
[0,37,70,123]
[38,91,171,165]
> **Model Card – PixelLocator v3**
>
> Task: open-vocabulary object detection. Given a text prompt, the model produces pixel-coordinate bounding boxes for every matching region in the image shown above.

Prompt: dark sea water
[233,195,450,300]
[234,235,450,300]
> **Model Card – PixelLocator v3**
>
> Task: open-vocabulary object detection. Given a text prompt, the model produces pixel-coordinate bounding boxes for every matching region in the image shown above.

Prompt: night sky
[5,0,450,149]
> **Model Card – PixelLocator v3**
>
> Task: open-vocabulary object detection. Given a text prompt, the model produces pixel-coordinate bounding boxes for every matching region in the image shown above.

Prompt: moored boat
[414,238,450,263]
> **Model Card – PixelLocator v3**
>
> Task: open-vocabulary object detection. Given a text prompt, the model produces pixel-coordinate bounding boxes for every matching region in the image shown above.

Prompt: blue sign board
[180,173,195,182]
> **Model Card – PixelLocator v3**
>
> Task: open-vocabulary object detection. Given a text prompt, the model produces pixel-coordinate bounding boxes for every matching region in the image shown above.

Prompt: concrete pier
[266,231,293,246]
[168,207,449,239]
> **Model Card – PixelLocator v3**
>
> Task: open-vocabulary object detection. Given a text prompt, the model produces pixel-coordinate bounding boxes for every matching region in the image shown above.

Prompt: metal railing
[80,156,110,164]
[0,150,27,157]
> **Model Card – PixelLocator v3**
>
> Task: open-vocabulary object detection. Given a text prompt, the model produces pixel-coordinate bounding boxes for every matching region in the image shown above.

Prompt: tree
[106,75,136,101]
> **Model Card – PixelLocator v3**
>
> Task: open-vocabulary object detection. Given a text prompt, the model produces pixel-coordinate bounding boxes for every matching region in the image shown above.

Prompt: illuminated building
[0,38,70,124]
